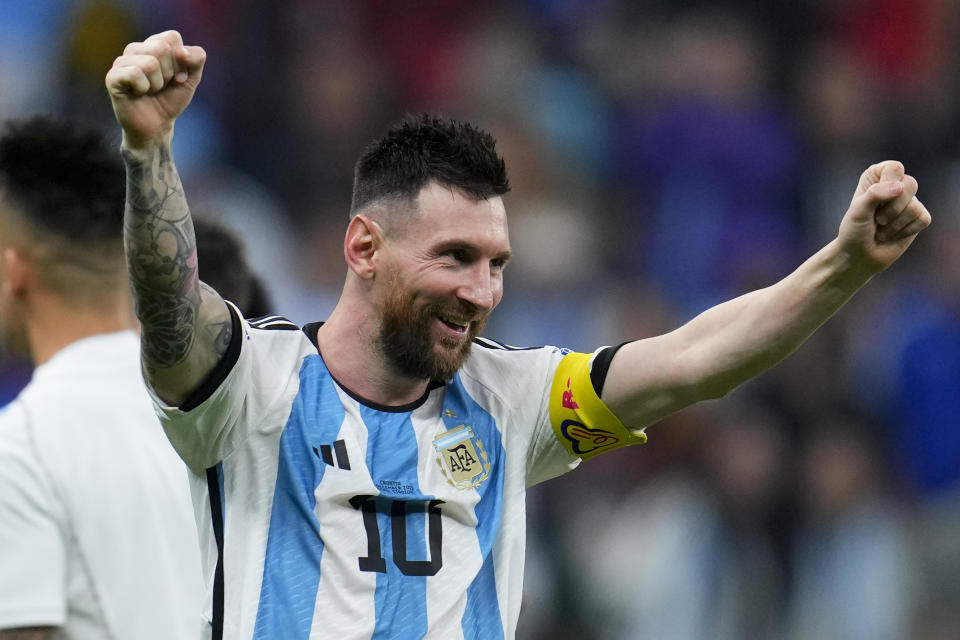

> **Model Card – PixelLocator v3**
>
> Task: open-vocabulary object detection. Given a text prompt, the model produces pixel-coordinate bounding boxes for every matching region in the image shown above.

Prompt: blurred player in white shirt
[0,116,203,640]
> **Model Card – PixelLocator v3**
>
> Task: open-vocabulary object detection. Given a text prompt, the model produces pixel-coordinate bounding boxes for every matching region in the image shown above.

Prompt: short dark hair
[350,114,510,215]
[0,115,123,247]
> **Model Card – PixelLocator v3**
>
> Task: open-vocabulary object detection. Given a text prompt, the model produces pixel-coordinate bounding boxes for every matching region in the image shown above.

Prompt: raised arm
[105,30,229,405]
[602,161,931,428]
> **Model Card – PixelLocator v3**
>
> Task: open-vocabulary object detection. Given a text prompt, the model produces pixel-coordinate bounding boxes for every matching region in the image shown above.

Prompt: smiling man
[105,31,931,640]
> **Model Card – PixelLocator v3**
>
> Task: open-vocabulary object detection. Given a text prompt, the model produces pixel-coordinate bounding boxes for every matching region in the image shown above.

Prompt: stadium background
[1,1,959,637]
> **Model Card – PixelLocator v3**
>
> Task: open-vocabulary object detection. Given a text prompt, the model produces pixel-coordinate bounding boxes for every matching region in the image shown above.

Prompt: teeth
[440,315,468,329]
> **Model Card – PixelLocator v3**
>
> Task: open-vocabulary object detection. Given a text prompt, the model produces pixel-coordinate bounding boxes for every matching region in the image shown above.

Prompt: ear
[343,214,383,280]
[2,247,32,297]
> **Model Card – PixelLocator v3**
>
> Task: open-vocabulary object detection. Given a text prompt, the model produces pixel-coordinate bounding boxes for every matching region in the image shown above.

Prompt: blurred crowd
[2,0,959,638]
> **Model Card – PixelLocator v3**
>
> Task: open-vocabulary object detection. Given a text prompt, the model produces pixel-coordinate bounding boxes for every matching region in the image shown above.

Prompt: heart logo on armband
[560,420,621,455]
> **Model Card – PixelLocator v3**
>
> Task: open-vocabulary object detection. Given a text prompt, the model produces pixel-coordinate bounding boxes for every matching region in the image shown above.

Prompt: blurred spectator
[561,399,790,640]
[60,0,139,127]
[785,416,917,640]
[194,215,274,318]
[614,8,803,315]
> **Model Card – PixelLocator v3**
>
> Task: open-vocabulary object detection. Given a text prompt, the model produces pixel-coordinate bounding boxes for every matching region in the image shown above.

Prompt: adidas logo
[313,439,351,470]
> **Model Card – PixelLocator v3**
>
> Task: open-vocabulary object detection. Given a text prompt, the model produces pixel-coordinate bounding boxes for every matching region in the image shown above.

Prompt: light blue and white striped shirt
[154,305,644,639]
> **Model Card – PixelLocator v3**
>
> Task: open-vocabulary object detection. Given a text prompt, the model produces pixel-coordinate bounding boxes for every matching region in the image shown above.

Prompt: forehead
[405,182,509,249]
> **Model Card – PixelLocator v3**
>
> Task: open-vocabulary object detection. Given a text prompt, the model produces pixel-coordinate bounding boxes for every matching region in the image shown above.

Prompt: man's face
[374,182,510,381]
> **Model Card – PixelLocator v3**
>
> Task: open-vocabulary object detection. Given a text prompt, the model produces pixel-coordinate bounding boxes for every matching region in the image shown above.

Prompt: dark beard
[379,282,486,381]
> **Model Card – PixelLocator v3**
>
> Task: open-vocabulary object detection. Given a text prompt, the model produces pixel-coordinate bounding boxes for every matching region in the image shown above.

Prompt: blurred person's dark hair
[350,114,510,217]
[194,215,273,318]
[0,114,126,300]
[0,115,123,245]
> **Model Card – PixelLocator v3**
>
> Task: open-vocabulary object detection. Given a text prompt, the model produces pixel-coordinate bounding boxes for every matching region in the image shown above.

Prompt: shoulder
[460,337,570,395]
[0,401,31,455]
[175,307,309,411]
[238,313,316,367]
[468,336,572,366]
[0,400,52,503]
[246,314,303,332]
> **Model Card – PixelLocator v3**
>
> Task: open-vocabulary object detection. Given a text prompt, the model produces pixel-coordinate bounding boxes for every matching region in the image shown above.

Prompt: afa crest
[433,425,491,490]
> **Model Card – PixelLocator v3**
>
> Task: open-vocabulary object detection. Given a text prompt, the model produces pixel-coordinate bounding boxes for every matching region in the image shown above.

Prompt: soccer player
[0,116,203,638]
[105,31,931,639]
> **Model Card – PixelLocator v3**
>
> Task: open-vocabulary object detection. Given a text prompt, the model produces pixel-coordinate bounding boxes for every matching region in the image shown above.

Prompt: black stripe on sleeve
[205,466,225,640]
[248,315,300,330]
[472,336,539,351]
[180,303,243,412]
[590,342,630,397]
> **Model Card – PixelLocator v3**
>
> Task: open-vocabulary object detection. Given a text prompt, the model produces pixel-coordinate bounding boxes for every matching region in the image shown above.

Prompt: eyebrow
[434,241,512,263]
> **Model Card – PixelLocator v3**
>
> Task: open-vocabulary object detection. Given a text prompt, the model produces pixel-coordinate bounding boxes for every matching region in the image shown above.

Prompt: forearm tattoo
[122,146,211,370]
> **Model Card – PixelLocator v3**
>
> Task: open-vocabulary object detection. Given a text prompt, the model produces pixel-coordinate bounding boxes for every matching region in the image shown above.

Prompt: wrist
[823,238,878,288]
[120,125,174,154]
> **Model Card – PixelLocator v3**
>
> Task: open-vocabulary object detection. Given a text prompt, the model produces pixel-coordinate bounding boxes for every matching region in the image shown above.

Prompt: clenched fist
[105,30,206,149]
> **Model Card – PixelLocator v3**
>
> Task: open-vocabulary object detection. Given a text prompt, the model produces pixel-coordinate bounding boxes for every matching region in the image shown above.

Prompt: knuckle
[140,55,161,73]
[147,39,172,57]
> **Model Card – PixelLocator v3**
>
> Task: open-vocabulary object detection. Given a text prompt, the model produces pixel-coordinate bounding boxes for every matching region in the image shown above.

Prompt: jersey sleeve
[524,347,647,486]
[547,350,647,459]
[0,404,67,628]
[149,303,304,473]
[468,340,647,487]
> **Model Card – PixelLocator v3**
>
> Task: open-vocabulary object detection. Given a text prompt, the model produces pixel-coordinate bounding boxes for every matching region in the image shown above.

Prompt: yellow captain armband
[549,351,647,460]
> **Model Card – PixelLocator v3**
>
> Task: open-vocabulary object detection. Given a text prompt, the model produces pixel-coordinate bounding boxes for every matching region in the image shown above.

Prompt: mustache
[422,301,488,326]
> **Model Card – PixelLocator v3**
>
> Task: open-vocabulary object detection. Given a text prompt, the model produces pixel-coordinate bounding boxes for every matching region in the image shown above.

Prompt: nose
[457,262,498,312]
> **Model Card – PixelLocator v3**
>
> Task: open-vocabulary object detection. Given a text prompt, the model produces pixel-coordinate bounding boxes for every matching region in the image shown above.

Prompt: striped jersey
[153,304,647,639]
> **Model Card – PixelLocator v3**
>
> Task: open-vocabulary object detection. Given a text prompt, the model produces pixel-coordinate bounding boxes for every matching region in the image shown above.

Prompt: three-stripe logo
[313,439,351,470]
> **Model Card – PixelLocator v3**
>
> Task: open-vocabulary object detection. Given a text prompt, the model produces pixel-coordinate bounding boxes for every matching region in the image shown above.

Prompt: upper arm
[140,282,233,406]
[152,309,307,471]
[0,628,56,640]
[600,329,706,430]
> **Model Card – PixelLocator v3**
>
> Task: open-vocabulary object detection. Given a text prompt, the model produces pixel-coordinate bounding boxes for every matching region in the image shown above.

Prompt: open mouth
[438,314,470,334]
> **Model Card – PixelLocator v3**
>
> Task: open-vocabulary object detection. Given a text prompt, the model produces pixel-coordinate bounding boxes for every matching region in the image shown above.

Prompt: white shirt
[0,330,204,639]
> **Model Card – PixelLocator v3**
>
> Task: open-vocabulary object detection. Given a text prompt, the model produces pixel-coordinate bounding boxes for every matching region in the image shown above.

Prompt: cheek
[412,269,460,297]
[491,278,504,308]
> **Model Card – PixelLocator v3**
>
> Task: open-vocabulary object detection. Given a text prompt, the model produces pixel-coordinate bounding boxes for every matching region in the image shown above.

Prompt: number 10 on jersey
[349,495,445,577]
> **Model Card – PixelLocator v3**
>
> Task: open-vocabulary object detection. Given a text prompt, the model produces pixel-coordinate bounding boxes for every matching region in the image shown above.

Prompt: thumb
[856,160,904,196]
[878,160,905,184]
[851,180,904,223]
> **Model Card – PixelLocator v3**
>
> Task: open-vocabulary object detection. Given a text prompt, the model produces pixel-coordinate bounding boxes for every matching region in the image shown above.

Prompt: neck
[26,289,136,366]
[316,299,429,407]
